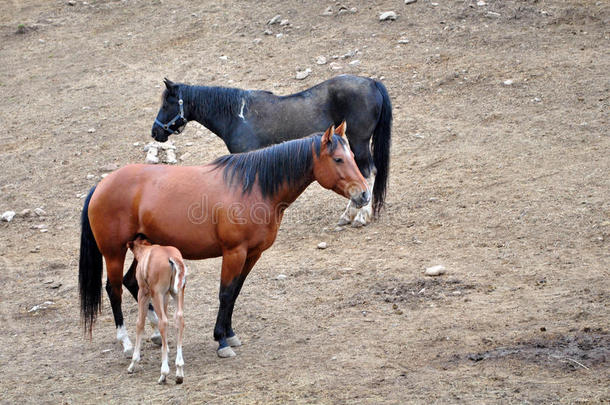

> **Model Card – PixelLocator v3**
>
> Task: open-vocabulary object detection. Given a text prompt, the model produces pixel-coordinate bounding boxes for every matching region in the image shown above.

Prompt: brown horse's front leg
[214,246,247,358]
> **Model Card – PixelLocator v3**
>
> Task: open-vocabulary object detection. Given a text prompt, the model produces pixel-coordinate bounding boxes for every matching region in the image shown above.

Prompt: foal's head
[152,78,188,142]
[126,235,152,259]
[313,122,370,208]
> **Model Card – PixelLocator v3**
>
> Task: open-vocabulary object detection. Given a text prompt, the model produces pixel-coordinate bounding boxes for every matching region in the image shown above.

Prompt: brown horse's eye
[333,157,344,164]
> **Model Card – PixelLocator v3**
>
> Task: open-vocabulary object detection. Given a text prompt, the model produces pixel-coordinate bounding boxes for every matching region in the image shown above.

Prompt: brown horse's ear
[322,125,335,146]
[335,121,347,137]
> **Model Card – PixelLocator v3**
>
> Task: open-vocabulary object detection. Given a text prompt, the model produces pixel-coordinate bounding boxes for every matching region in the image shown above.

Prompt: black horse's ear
[163,78,176,91]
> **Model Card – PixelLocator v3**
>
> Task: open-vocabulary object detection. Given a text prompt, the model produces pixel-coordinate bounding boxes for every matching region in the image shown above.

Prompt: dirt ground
[0,0,608,403]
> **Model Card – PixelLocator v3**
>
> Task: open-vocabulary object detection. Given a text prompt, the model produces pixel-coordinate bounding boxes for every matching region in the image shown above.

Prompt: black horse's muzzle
[152,90,187,142]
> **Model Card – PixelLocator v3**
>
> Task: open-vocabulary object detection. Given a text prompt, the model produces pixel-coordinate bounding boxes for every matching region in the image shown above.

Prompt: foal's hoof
[217,346,236,358]
[158,375,167,385]
[337,217,352,226]
[175,376,183,385]
[226,335,242,347]
[150,332,162,347]
[123,347,134,358]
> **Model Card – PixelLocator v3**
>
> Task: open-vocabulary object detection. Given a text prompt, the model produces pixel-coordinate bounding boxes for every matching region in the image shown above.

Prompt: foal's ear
[322,124,335,146]
[163,77,176,91]
[334,121,347,137]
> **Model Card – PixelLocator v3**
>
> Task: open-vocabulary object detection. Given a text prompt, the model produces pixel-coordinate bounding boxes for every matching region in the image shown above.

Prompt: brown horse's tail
[79,186,103,336]
[372,79,392,217]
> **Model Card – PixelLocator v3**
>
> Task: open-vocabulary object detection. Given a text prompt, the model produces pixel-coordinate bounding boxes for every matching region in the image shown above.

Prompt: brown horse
[79,122,369,357]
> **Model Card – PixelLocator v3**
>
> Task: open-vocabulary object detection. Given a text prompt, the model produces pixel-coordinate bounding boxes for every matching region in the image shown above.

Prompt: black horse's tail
[372,80,392,217]
[79,185,103,336]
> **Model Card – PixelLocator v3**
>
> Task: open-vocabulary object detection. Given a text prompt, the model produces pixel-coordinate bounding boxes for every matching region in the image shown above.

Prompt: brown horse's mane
[212,134,346,198]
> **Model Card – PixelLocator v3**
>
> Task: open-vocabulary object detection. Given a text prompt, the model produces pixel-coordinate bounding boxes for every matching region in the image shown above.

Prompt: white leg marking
[217,346,236,358]
[338,200,359,226]
[175,346,184,384]
[148,309,162,346]
[226,335,242,347]
[117,325,133,357]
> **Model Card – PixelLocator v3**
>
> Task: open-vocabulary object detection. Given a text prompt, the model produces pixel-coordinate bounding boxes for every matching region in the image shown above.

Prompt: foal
[126,237,187,384]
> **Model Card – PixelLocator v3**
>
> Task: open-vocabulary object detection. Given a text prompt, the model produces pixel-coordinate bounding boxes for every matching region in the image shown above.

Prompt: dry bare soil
[0,0,608,403]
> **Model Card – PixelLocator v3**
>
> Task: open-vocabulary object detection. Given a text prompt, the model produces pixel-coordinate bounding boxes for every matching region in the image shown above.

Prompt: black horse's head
[152,78,188,142]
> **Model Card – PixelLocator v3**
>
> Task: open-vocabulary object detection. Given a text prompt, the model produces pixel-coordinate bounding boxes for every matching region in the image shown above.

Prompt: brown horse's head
[313,122,370,208]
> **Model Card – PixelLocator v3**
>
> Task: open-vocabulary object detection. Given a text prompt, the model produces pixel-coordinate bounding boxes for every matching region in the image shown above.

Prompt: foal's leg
[104,254,133,356]
[173,289,185,384]
[124,259,161,346]
[127,290,149,373]
[152,292,170,384]
[214,247,247,358]
[338,200,359,226]
[225,253,261,348]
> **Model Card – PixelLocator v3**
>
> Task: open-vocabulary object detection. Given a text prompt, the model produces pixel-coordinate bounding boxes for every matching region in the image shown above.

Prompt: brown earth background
[0,0,608,403]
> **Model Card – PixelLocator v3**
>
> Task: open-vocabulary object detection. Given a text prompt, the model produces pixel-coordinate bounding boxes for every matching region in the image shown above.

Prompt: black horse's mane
[181,85,248,122]
[212,134,346,198]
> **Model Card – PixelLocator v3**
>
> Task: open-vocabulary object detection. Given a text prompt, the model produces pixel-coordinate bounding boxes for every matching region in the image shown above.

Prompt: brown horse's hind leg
[104,254,134,356]
[224,253,261,348]
[214,247,248,358]
[124,259,161,345]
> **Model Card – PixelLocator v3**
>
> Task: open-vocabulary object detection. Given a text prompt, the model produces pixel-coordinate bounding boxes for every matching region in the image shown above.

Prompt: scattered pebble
[267,15,282,25]
[532,97,542,103]
[275,33,284,39]
[86,174,95,180]
[185,142,194,146]
[316,55,327,65]
[34,207,46,216]
[252,38,262,44]
[164,149,178,164]
[133,142,140,146]
[280,19,290,26]
[87,128,96,133]
[398,39,410,44]
[379,11,397,21]
[322,6,333,16]
[20,209,32,218]
[28,301,54,313]
[1,211,16,222]
[503,79,514,86]
[67,0,76,5]
[329,62,342,71]
[99,163,118,172]
[263,29,273,35]
[146,147,159,164]
[405,0,417,4]
[486,11,501,18]
[219,55,228,61]
[30,246,40,253]
[317,242,328,249]
[276,274,287,280]
[348,59,361,66]
[179,152,190,161]
[295,68,312,80]
[424,265,446,276]
[477,0,486,5]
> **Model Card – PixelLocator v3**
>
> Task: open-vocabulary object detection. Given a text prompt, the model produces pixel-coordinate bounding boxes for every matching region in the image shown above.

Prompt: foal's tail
[372,80,392,217]
[79,186,103,336]
[169,258,188,295]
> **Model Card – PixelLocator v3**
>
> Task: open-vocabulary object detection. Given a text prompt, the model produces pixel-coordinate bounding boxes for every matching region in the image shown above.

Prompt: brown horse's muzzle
[351,189,371,208]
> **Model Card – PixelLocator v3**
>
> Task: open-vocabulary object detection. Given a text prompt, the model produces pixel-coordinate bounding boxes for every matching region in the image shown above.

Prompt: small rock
[275,33,283,38]
[40,229,48,233]
[295,68,312,80]
[321,6,333,16]
[133,142,140,146]
[219,55,228,61]
[99,163,118,172]
[163,149,178,164]
[1,211,16,222]
[276,274,287,280]
[532,97,542,103]
[329,62,342,71]
[267,15,282,25]
[317,242,328,249]
[405,0,417,4]
[252,38,262,44]
[31,224,47,230]
[179,152,190,161]
[503,79,514,86]
[424,265,446,276]
[486,11,501,18]
[341,50,356,59]
[350,7,357,13]
[86,174,95,180]
[101,173,108,178]
[413,133,424,139]
[87,128,96,134]
[185,142,194,146]
[430,2,439,6]
[316,55,327,65]
[477,0,486,5]
[30,246,40,253]
[28,301,54,313]
[280,19,289,26]
[67,0,76,5]
[398,39,410,44]
[19,209,32,218]
[263,29,273,35]
[379,11,397,21]
[145,147,159,164]
[348,59,361,66]
[34,208,46,216]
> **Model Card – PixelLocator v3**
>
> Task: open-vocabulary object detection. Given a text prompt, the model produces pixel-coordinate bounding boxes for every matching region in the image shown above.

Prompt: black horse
[152,75,392,223]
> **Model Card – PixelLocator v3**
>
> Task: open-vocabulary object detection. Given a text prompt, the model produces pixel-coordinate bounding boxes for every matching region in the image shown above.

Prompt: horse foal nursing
[79,123,369,361]
[126,237,187,384]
